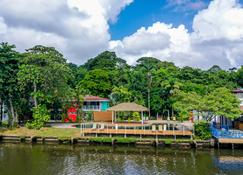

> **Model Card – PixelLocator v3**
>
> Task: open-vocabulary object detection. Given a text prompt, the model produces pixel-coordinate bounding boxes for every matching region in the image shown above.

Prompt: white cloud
[0,17,7,34]
[0,0,133,64]
[0,0,243,69]
[110,22,191,65]
[110,0,243,69]
[166,0,206,12]
[192,0,243,41]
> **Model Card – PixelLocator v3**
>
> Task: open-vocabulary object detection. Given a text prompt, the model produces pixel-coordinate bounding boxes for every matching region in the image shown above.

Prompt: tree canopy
[0,45,242,127]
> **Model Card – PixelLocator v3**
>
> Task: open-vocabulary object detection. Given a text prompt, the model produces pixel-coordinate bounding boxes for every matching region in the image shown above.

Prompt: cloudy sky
[0,0,243,69]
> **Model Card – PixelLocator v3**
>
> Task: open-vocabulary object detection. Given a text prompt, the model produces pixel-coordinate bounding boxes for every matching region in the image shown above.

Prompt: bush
[1,120,9,128]
[115,137,137,143]
[132,112,141,122]
[26,105,50,129]
[89,137,112,143]
[194,121,212,140]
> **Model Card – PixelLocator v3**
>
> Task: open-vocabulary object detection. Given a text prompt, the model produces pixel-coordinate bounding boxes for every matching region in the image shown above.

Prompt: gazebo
[107,102,149,124]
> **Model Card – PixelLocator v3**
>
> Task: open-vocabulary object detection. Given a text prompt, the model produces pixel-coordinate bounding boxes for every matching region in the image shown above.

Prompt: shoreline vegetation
[0,43,242,129]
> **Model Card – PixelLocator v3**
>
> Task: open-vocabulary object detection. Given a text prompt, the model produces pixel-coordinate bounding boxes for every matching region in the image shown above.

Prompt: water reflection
[0,144,242,175]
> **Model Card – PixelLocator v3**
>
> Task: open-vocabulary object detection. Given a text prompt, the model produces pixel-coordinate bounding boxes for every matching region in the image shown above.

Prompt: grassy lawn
[0,127,81,138]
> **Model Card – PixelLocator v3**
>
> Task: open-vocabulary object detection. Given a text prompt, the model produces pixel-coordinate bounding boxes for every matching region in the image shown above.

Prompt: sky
[0,0,243,69]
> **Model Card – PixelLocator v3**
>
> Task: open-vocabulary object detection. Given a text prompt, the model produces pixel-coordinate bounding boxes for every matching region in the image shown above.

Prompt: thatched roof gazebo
[107,102,148,124]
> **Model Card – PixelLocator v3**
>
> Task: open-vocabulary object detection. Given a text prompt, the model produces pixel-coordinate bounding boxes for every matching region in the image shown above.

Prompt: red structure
[65,107,77,122]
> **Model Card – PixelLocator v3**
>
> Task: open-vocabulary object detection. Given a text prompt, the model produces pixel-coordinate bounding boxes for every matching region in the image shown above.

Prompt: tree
[77,69,112,97]
[83,51,127,70]
[208,65,222,72]
[236,66,243,87]
[135,57,162,117]
[0,43,20,126]
[18,45,72,128]
[172,90,202,121]
[204,87,241,120]
[109,86,132,105]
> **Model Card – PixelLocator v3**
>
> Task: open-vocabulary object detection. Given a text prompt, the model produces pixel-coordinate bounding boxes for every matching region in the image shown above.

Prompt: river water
[0,144,243,175]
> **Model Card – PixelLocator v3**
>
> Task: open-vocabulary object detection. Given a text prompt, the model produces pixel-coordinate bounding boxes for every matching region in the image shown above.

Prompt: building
[233,89,243,110]
[82,96,110,112]
[65,95,110,122]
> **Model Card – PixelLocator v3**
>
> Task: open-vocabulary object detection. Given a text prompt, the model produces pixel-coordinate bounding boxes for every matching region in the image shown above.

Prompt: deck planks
[82,129,193,136]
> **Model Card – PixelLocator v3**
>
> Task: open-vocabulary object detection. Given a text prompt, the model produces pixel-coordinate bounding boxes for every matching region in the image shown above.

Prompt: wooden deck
[218,138,243,144]
[82,129,193,136]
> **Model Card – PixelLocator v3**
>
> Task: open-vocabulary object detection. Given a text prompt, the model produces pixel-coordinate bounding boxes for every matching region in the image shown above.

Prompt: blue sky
[110,0,243,40]
[110,0,211,39]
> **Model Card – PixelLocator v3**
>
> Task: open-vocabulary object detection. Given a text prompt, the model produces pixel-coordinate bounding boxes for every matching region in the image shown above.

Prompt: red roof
[84,95,110,101]
[241,106,243,111]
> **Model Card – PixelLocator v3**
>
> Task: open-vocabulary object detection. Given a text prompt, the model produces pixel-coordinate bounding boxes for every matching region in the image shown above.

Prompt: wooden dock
[82,129,193,137]
[218,138,243,144]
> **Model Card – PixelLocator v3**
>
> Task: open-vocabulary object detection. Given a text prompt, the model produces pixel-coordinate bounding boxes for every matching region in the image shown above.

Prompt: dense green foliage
[194,121,212,140]
[0,42,242,128]
[25,105,50,129]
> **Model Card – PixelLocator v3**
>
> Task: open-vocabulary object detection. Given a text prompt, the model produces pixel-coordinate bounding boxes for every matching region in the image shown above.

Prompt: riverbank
[0,127,210,148]
[0,127,243,149]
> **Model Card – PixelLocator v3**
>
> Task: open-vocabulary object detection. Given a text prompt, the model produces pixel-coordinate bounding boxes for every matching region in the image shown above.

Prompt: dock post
[232,143,234,150]
[155,135,158,147]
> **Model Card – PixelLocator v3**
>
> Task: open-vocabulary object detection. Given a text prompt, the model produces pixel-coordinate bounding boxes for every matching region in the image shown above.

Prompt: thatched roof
[107,102,148,112]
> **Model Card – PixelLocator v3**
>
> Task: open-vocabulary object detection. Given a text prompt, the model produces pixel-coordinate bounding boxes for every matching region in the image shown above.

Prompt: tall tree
[83,51,127,71]
[18,45,72,107]
[77,69,112,97]
[0,43,20,125]
[18,45,72,128]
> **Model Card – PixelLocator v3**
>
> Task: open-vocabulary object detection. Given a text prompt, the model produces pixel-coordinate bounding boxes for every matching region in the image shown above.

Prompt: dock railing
[80,122,193,138]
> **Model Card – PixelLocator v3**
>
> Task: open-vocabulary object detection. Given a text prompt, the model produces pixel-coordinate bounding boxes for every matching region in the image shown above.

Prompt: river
[0,144,243,175]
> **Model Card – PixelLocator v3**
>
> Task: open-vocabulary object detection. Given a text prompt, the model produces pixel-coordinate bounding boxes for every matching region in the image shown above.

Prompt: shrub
[127,117,131,123]
[132,112,141,122]
[1,120,9,128]
[194,121,212,140]
[26,105,50,129]
[115,137,136,143]
[89,137,112,143]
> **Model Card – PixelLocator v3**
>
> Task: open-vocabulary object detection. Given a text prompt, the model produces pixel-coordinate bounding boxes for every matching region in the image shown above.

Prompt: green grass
[89,137,112,143]
[0,127,80,138]
[115,137,137,144]
[89,137,137,144]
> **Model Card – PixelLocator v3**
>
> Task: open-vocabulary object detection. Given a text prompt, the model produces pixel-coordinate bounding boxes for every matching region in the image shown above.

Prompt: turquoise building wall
[101,101,109,111]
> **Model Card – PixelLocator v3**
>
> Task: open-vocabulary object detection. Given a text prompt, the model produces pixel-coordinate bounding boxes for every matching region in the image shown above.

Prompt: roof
[232,89,243,93]
[84,95,110,101]
[241,106,243,111]
[107,102,148,112]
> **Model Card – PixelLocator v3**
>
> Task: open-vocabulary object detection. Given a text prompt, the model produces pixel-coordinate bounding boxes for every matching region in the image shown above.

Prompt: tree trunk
[0,98,2,124]
[33,82,38,107]
[15,111,19,125]
[9,98,15,127]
